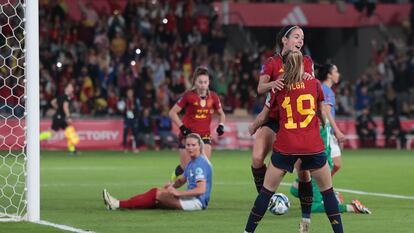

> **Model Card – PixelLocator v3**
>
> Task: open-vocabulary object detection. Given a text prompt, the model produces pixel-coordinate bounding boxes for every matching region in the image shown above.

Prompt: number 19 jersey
[270,79,325,155]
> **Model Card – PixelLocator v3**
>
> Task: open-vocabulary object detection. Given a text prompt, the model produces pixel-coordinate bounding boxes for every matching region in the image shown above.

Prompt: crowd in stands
[1,0,413,149]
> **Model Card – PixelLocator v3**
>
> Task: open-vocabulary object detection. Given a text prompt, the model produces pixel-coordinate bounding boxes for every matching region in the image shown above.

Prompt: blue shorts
[178,135,211,149]
[261,119,280,133]
[270,151,327,173]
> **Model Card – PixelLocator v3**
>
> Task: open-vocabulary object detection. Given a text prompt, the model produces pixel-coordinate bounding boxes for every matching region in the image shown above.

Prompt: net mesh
[0,0,27,221]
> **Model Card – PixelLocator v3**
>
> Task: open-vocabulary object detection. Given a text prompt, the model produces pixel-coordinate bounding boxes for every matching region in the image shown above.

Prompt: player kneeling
[103,133,212,211]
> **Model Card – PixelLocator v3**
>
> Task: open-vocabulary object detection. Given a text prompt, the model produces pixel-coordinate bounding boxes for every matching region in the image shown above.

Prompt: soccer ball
[268,193,290,215]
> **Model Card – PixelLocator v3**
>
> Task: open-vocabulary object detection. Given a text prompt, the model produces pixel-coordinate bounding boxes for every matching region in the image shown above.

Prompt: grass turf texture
[1,149,414,233]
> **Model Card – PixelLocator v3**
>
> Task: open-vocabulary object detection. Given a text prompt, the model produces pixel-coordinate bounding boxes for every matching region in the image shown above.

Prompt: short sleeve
[260,57,274,77]
[304,56,314,76]
[212,93,222,110]
[176,92,188,108]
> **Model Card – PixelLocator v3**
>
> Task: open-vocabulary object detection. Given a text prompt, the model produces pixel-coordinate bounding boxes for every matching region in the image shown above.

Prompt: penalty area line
[37,220,95,233]
[280,182,414,200]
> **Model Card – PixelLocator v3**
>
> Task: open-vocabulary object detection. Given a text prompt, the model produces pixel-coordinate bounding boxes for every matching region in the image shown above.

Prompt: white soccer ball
[268,193,290,215]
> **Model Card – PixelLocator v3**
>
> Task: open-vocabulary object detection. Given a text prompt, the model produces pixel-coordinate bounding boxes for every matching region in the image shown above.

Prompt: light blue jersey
[322,83,336,119]
[184,155,212,209]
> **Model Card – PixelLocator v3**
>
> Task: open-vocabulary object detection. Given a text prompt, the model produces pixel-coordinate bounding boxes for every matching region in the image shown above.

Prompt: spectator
[120,88,140,153]
[356,107,377,147]
[138,107,158,150]
[383,107,407,148]
[156,109,178,149]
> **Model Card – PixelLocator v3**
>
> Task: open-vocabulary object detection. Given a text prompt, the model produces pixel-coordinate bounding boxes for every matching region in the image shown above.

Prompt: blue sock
[299,181,313,220]
[244,187,274,233]
[321,187,343,233]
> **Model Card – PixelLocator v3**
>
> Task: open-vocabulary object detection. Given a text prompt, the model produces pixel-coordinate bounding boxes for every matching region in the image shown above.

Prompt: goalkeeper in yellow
[40,83,79,154]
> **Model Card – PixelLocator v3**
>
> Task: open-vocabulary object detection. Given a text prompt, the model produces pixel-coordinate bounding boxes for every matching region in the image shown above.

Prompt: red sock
[120,188,158,209]
[331,165,340,177]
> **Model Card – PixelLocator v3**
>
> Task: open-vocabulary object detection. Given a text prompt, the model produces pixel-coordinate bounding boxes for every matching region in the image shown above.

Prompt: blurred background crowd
[1,0,414,127]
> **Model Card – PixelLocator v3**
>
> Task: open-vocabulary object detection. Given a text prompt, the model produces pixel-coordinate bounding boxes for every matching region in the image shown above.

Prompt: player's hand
[270,79,284,93]
[335,131,346,143]
[302,72,314,80]
[179,125,192,136]
[248,124,257,136]
[163,182,173,189]
[216,124,224,136]
[67,118,73,125]
[167,186,180,197]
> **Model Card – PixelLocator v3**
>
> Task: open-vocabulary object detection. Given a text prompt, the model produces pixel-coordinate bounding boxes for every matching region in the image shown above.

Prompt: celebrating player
[244,51,343,233]
[40,82,79,154]
[250,25,314,194]
[103,133,212,211]
[169,66,225,181]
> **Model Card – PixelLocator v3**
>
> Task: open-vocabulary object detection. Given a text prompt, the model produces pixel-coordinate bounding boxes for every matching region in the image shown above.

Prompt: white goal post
[0,0,39,222]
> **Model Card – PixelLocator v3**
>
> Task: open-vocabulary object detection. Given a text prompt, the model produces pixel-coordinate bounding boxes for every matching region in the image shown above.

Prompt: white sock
[302,218,311,223]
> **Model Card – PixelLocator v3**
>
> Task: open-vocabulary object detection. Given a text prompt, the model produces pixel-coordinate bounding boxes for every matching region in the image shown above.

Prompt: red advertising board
[1,118,413,151]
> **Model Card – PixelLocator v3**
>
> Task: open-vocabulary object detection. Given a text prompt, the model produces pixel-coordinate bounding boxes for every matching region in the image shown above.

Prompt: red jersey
[176,90,222,137]
[260,54,314,82]
[268,79,325,155]
[261,54,314,119]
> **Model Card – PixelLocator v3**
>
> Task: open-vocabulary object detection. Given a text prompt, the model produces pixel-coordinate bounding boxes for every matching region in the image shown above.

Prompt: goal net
[0,0,39,222]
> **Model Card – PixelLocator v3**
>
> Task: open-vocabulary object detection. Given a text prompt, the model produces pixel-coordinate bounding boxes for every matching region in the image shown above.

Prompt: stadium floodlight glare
[130,60,136,66]
[135,48,141,55]
[56,62,62,68]
[0,0,40,222]
[162,18,168,24]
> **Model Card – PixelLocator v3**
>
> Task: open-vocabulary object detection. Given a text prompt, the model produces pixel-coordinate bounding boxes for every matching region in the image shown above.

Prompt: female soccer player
[103,133,212,211]
[244,51,343,233]
[250,25,314,193]
[169,66,225,181]
[318,64,345,176]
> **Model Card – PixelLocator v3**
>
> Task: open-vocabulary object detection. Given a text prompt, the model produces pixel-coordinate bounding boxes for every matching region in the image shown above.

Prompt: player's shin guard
[321,187,343,233]
[251,165,267,193]
[299,181,313,220]
[244,187,274,233]
[39,131,52,141]
[119,188,158,209]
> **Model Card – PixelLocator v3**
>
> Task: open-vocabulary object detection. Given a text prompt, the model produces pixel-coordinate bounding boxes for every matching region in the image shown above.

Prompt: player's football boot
[103,189,119,210]
[351,199,372,214]
[299,221,310,233]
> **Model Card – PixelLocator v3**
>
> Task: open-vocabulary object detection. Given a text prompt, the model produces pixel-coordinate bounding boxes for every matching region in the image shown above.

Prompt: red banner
[40,119,124,150]
[0,118,413,151]
[213,2,410,27]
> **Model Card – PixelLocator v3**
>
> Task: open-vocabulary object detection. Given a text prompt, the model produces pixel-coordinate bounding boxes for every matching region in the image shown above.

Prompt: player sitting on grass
[103,133,212,211]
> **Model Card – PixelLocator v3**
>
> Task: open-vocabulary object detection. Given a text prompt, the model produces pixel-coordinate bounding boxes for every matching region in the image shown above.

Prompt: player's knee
[252,153,266,168]
[297,170,311,182]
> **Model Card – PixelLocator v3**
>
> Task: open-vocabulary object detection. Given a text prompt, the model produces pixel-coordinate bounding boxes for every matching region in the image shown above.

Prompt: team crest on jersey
[200,99,206,107]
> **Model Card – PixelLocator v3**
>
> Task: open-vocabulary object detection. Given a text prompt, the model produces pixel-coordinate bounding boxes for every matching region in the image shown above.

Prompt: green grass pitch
[1,149,414,232]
